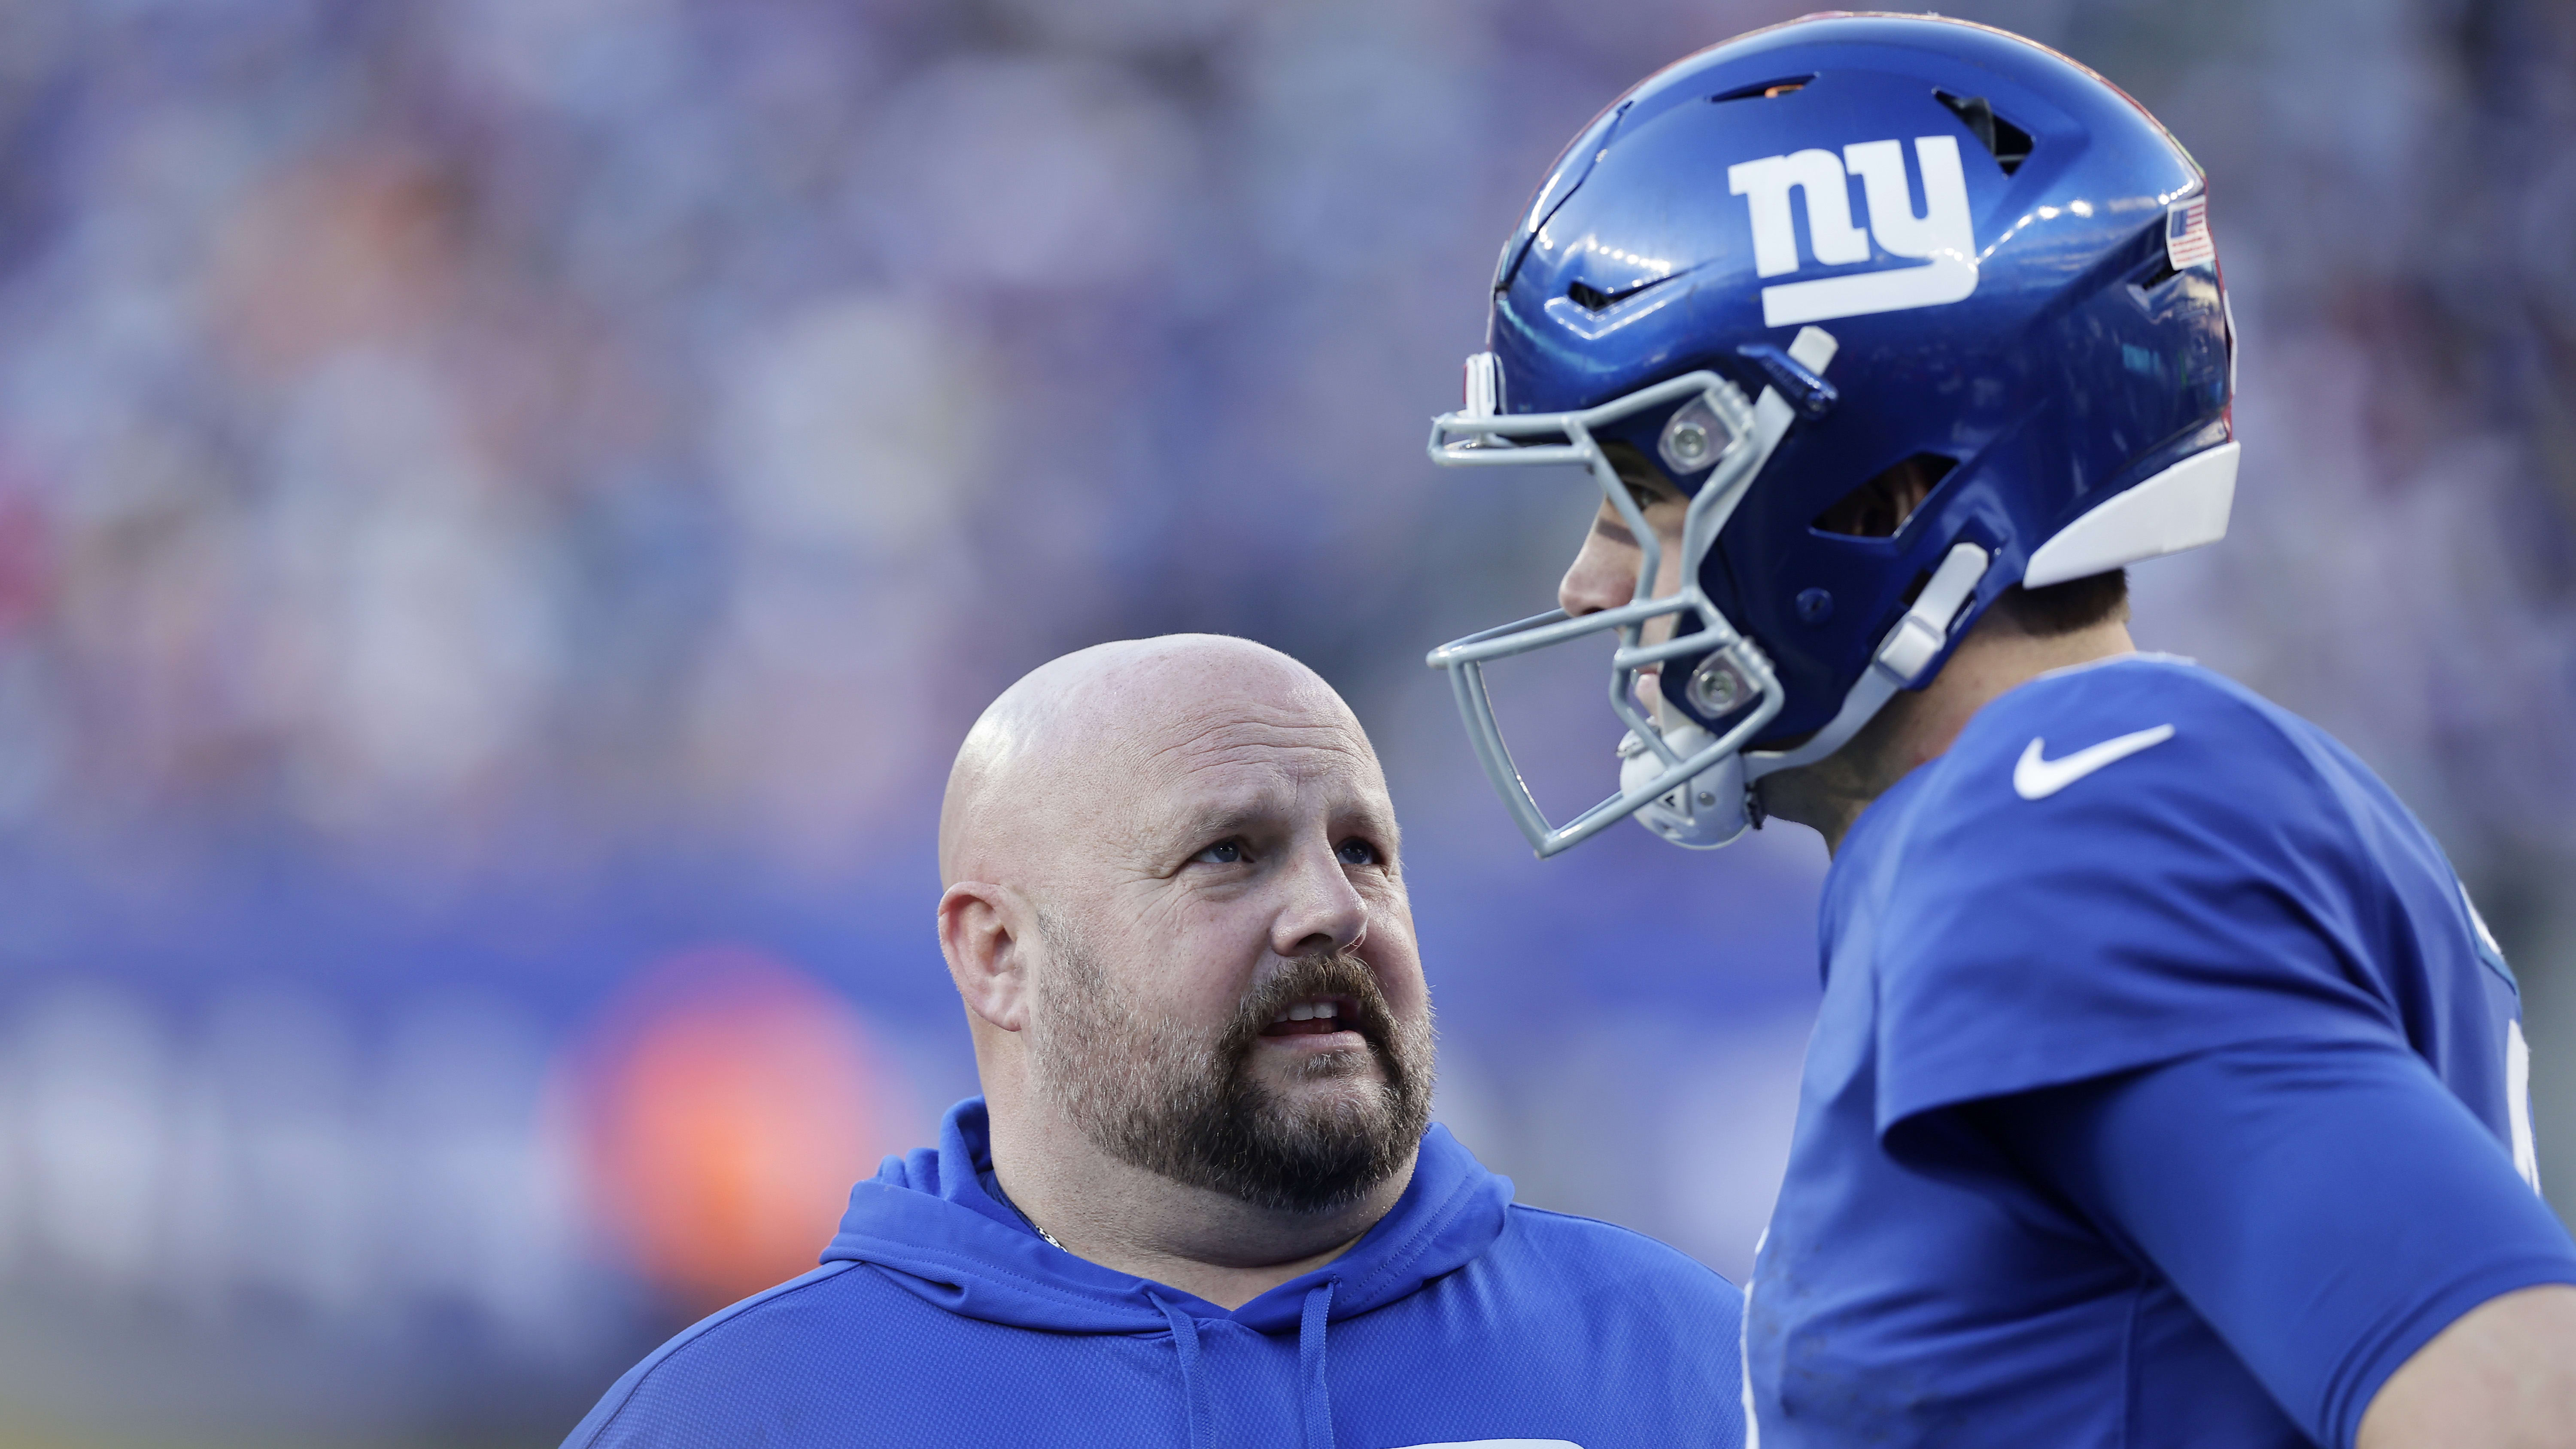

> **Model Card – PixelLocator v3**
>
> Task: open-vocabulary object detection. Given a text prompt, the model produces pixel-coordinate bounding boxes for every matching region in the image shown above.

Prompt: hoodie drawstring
[1297,1282,1335,1449]
[1152,1282,1335,1449]
[1151,1294,1214,1449]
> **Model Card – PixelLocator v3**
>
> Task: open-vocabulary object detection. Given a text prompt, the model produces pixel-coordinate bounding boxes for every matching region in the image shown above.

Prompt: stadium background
[0,0,2571,1443]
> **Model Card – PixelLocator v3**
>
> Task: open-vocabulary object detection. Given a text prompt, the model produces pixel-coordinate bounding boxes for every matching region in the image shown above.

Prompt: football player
[1422,14,2576,1449]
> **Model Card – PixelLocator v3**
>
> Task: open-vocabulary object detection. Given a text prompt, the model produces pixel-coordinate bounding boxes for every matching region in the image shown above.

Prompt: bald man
[564,635,1750,1449]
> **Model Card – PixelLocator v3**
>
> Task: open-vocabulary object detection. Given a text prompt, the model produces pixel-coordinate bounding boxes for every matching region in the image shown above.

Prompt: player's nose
[1558,522,1637,618]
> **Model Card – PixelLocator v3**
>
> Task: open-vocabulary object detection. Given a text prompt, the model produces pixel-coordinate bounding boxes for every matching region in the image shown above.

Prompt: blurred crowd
[0,0,2571,1443]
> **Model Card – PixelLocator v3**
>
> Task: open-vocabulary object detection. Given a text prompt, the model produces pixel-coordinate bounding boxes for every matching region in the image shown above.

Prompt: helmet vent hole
[1567,277,1670,313]
[1711,75,1813,103]
[1933,91,2032,175]
[1814,454,1956,539]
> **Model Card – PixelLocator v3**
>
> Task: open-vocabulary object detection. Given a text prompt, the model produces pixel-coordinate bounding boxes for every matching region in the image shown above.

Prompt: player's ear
[939,882,1033,1032]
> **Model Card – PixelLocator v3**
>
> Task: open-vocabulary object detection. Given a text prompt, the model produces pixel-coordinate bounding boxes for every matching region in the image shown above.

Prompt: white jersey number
[2509,1018,2541,1192]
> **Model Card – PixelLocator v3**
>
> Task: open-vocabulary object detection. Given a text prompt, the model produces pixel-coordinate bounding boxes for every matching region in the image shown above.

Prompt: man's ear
[939,882,1032,1032]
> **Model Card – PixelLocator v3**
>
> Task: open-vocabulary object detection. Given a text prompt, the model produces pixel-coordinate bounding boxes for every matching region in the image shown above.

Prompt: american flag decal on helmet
[2165,198,2214,270]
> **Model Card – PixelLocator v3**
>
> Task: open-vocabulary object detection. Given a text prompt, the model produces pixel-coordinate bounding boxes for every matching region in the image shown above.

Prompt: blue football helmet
[1425,13,2236,857]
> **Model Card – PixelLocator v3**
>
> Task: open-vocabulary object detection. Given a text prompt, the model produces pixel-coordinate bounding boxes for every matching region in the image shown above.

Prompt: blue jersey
[1745,655,2576,1449]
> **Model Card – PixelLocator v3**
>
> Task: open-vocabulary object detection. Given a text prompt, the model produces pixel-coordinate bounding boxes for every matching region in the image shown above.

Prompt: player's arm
[1945,1038,2576,1449]
[2358,1283,2576,1449]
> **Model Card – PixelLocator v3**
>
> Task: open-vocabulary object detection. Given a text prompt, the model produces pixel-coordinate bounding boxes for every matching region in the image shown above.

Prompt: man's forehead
[1151,705,1363,767]
[1122,704,1388,824]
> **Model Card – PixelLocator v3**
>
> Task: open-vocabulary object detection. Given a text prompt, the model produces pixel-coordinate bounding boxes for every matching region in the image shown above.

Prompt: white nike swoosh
[2012,724,2176,800]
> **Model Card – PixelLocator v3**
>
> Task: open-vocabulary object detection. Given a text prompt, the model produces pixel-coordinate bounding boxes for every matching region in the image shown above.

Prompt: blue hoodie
[566,1099,1746,1448]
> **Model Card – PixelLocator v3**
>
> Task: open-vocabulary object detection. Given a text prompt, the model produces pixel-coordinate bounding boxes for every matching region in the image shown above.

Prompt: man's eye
[1193,840,1246,865]
[1336,838,1379,866]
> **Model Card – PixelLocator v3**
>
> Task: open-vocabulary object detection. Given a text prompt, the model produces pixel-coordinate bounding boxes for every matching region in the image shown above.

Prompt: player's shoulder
[1930,654,2326,818]
[562,1260,890,1448]
[1864,654,2365,898]
[1495,1203,1743,1314]
[1961,653,2303,764]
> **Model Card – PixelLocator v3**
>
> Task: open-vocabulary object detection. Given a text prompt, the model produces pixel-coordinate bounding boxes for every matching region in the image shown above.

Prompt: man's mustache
[1226,950,1397,1055]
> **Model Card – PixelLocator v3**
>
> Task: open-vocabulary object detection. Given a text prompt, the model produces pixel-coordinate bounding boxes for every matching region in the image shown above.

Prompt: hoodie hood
[823,1098,1512,1335]
[573,1095,1748,1449]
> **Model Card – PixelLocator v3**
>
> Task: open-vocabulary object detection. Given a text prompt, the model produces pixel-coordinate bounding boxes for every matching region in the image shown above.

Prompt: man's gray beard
[1027,918,1434,1215]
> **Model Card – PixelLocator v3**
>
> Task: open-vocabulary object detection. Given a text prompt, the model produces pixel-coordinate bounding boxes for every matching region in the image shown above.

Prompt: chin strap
[1744,540,1992,782]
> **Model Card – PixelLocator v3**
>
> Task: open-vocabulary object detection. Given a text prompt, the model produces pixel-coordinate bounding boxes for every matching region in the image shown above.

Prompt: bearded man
[564,634,1750,1449]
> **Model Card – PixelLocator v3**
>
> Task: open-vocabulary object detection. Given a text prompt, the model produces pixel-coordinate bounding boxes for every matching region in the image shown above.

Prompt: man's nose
[1272,841,1369,959]
[1558,526,1638,619]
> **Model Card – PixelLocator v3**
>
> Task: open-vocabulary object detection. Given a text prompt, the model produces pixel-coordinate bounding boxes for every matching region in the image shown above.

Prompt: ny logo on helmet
[1727,136,1978,328]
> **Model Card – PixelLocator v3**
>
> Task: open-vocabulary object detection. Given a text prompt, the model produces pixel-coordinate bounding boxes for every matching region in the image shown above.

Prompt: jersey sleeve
[1968,1038,2576,1449]
[1869,666,2402,1137]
